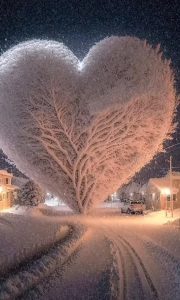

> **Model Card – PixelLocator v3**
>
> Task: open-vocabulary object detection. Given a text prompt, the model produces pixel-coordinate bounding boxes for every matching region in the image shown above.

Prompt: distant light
[47,192,50,196]
[130,193,133,197]
[160,188,171,196]
[78,61,84,71]
[0,186,3,193]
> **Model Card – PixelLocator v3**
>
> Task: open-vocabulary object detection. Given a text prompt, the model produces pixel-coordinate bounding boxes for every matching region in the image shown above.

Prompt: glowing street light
[160,188,171,196]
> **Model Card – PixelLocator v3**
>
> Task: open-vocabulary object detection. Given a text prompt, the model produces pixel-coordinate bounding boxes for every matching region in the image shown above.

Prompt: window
[173,194,177,201]
[5,178,9,184]
[167,194,177,201]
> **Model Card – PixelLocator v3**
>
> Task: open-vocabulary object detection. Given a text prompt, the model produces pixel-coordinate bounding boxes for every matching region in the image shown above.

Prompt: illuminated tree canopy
[0,37,176,213]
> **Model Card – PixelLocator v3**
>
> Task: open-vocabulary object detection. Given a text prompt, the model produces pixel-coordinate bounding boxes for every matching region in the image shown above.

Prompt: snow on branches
[0,37,176,213]
[16,180,45,206]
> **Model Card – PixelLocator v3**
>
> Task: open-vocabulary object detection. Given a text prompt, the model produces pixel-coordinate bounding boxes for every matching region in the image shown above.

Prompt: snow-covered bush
[0,37,176,213]
[16,180,45,206]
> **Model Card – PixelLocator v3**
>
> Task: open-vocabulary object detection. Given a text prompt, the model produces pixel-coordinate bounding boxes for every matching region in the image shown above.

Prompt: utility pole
[162,143,180,218]
[170,155,173,218]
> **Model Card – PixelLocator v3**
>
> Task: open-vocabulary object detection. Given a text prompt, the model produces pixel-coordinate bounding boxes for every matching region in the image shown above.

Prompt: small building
[0,170,18,210]
[146,172,180,210]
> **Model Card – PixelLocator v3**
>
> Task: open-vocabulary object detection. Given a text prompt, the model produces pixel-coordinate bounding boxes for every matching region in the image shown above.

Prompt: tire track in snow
[120,235,159,300]
[104,228,159,300]
[137,235,180,299]
[109,237,127,300]
[108,230,144,300]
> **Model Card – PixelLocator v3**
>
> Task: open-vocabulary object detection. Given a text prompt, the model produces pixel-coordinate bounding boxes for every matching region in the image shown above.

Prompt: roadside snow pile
[0,219,87,300]
[0,213,69,276]
[2,205,44,217]
[2,203,72,217]
[145,208,180,225]
[170,218,180,227]
[39,204,73,217]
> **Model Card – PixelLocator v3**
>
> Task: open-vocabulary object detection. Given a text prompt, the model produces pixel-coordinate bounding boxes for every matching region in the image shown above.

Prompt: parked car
[121,200,145,214]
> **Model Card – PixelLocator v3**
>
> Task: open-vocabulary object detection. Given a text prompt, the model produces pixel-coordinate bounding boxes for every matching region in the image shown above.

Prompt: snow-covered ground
[34,208,180,300]
[1,206,180,299]
[0,207,89,300]
[146,208,180,225]
[0,211,69,276]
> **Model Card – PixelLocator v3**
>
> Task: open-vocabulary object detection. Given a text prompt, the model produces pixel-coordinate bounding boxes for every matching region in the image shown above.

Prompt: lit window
[167,194,177,201]
[173,194,177,201]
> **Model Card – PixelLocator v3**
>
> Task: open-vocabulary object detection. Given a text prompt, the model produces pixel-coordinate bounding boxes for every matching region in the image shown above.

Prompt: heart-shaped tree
[0,37,176,213]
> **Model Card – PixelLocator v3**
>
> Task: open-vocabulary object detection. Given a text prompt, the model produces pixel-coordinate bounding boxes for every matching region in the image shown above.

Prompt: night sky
[0,0,179,182]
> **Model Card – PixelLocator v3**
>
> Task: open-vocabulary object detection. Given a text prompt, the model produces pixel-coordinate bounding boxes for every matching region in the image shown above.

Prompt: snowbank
[0,215,87,300]
[145,208,180,225]
[0,212,69,276]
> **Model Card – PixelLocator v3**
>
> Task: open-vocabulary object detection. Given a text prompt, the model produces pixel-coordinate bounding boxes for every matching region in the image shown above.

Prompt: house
[0,170,18,210]
[146,172,180,210]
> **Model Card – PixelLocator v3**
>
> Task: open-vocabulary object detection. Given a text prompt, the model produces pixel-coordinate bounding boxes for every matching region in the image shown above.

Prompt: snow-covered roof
[149,175,179,193]
[0,170,13,177]
[149,178,170,189]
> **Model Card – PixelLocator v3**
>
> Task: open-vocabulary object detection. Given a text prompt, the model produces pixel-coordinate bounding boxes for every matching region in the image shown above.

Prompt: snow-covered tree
[16,180,45,206]
[0,37,176,213]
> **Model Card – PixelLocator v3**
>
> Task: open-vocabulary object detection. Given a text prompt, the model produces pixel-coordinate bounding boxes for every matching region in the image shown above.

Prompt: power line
[164,142,180,152]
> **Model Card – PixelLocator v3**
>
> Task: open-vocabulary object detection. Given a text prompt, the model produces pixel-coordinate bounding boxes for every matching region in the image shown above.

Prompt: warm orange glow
[160,188,171,196]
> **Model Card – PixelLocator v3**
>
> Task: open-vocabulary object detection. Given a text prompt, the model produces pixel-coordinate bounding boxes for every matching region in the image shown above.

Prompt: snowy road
[105,228,159,300]
[16,210,180,300]
[1,210,180,300]
[26,227,112,300]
